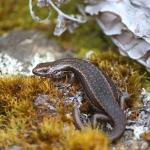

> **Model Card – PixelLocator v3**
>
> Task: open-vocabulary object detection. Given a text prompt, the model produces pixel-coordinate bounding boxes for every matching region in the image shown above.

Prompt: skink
[32,58,126,141]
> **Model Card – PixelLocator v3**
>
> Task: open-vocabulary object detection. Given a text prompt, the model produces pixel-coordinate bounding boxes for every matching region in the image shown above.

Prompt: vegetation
[0,0,113,52]
[0,50,149,149]
[0,76,110,149]
[0,0,150,149]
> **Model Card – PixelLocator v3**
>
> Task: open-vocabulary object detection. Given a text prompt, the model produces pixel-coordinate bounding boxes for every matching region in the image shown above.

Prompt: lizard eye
[53,70,58,74]
[42,69,48,73]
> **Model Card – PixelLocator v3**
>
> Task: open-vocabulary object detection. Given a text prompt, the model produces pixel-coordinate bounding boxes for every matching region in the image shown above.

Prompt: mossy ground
[0,0,150,149]
[0,51,149,149]
[0,76,110,150]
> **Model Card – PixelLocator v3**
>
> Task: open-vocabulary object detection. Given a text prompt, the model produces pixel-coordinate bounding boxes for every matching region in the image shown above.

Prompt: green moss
[56,21,114,51]
[61,0,84,14]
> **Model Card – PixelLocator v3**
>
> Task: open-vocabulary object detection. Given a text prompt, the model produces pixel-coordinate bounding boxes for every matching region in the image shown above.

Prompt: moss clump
[0,76,110,150]
[26,117,110,150]
[64,128,110,150]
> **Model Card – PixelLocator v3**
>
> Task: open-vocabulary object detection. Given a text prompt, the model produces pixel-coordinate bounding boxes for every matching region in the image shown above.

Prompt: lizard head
[32,61,67,78]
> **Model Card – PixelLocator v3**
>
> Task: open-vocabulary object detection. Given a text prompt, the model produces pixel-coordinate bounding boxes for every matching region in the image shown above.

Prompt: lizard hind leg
[72,107,112,130]
[72,107,91,130]
[90,113,111,129]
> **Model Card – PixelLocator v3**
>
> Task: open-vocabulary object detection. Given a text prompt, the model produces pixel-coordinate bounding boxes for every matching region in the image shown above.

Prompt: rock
[33,94,57,116]
[0,30,72,75]
[85,0,150,72]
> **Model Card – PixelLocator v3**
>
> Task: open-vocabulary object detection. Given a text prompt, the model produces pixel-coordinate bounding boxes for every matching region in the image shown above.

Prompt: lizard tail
[108,111,126,141]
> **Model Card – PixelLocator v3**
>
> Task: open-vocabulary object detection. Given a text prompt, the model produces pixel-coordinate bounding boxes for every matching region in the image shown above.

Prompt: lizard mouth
[32,67,45,76]
[32,67,53,78]
[32,68,40,76]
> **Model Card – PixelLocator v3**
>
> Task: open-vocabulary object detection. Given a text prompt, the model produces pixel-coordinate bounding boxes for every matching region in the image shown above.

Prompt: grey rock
[0,30,72,75]
[33,94,56,115]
